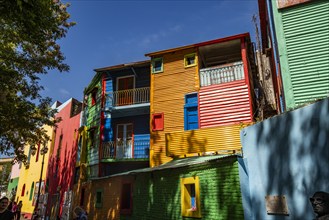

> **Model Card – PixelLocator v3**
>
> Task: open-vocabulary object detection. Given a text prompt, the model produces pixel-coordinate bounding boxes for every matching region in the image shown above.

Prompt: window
[95,189,103,208]
[89,128,96,148]
[184,53,197,68]
[152,57,163,73]
[29,182,34,201]
[116,123,133,159]
[181,176,201,218]
[80,188,85,206]
[21,184,26,197]
[120,183,132,214]
[91,88,98,106]
[152,113,164,131]
[116,76,135,106]
[57,134,63,159]
[36,143,40,162]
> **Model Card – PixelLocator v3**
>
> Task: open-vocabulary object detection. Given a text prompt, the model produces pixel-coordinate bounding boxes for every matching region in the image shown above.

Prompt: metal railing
[105,87,150,108]
[200,61,245,87]
[101,139,149,159]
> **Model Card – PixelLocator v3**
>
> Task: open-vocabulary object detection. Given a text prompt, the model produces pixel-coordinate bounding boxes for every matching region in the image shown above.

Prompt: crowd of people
[0,196,22,220]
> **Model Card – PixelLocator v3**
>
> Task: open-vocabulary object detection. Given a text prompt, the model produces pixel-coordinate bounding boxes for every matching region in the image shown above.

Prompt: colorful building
[74,154,245,220]
[7,161,20,200]
[45,98,82,219]
[258,0,329,110]
[15,126,52,219]
[71,33,258,220]
[78,60,151,179]
[145,33,257,167]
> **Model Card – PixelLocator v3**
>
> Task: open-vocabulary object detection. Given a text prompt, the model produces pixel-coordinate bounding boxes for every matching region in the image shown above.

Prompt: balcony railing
[101,137,150,160]
[105,87,150,108]
[200,61,245,87]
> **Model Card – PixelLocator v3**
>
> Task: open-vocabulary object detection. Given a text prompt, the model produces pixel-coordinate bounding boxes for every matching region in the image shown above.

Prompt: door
[116,124,133,159]
[117,76,134,106]
[186,106,199,130]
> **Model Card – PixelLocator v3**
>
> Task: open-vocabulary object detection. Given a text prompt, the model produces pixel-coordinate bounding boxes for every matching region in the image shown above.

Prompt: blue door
[184,93,199,130]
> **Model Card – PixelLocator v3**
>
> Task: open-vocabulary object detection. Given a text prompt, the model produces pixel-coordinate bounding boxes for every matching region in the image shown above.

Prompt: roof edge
[94,60,150,72]
[145,32,250,57]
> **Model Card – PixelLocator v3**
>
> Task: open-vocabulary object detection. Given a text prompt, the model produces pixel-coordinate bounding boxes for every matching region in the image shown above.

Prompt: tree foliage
[0,0,75,162]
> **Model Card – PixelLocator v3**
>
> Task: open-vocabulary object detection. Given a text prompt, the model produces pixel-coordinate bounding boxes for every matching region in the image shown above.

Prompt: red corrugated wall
[199,79,252,127]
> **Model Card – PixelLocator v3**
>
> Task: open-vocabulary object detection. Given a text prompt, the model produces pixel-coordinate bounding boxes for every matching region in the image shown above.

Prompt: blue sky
[40,0,259,103]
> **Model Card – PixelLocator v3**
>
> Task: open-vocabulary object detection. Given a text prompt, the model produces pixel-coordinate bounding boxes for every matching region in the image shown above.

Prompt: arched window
[21,184,26,197]
[29,182,34,201]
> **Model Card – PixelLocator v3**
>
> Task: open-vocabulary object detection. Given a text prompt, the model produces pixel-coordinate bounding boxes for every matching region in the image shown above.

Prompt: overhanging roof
[94,60,150,72]
[91,154,239,180]
[145,33,250,57]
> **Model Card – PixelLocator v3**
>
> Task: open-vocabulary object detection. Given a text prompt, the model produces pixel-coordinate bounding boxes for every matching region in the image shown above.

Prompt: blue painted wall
[240,98,329,220]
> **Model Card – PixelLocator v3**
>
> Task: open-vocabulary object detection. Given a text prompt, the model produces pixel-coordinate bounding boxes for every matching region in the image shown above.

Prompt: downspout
[99,73,106,177]
[266,0,286,112]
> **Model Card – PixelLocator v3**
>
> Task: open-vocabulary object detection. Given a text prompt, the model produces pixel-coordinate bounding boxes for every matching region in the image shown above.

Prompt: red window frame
[152,113,164,131]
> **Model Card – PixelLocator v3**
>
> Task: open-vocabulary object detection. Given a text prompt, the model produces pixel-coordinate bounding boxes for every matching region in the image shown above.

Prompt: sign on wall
[277,0,312,9]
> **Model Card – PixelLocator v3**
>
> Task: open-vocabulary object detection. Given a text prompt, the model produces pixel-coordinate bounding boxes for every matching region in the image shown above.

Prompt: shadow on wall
[242,98,329,220]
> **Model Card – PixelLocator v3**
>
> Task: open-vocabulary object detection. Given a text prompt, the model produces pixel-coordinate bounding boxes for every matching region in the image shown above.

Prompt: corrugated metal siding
[166,124,245,157]
[134,134,150,159]
[282,1,329,107]
[150,48,198,167]
[85,80,102,166]
[199,80,252,127]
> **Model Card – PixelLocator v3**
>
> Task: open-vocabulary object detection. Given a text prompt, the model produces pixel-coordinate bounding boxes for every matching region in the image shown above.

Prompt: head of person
[310,191,329,217]
[0,197,9,211]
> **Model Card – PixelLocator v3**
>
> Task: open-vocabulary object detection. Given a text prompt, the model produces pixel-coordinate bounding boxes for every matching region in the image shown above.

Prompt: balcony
[199,61,245,87]
[101,135,150,160]
[105,87,150,108]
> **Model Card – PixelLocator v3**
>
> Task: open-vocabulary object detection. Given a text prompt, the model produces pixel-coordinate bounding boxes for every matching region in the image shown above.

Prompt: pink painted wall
[10,162,20,179]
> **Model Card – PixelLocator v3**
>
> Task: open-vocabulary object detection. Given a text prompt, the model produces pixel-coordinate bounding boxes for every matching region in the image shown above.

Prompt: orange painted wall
[72,175,132,220]
[150,48,199,167]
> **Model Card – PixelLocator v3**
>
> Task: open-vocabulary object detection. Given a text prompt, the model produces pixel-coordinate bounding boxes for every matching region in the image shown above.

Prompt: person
[11,201,17,217]
[73,206,88,220]
[310,191,329,220]
[0,196,15,220]
[16,201,22,220]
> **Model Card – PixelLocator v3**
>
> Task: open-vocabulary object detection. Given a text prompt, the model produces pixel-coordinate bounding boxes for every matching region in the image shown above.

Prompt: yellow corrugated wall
[166,124,249,157]
[150,48,199,167]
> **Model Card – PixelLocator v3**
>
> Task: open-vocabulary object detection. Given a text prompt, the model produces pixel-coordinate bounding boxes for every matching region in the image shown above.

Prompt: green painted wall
[272,0,329,110]
[121,157,244,220]
[7,177,19,198]
[85,74,102,167]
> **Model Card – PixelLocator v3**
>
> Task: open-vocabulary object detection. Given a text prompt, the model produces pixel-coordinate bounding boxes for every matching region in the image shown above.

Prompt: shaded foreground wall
[240,98,329,219]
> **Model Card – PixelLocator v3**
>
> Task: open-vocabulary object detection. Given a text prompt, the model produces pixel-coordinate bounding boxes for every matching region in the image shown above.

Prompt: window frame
[90,88,98,106]
[151,57,163,73]
[184,53,197,68]
[152,113,164,131]
[181,176,201,218]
